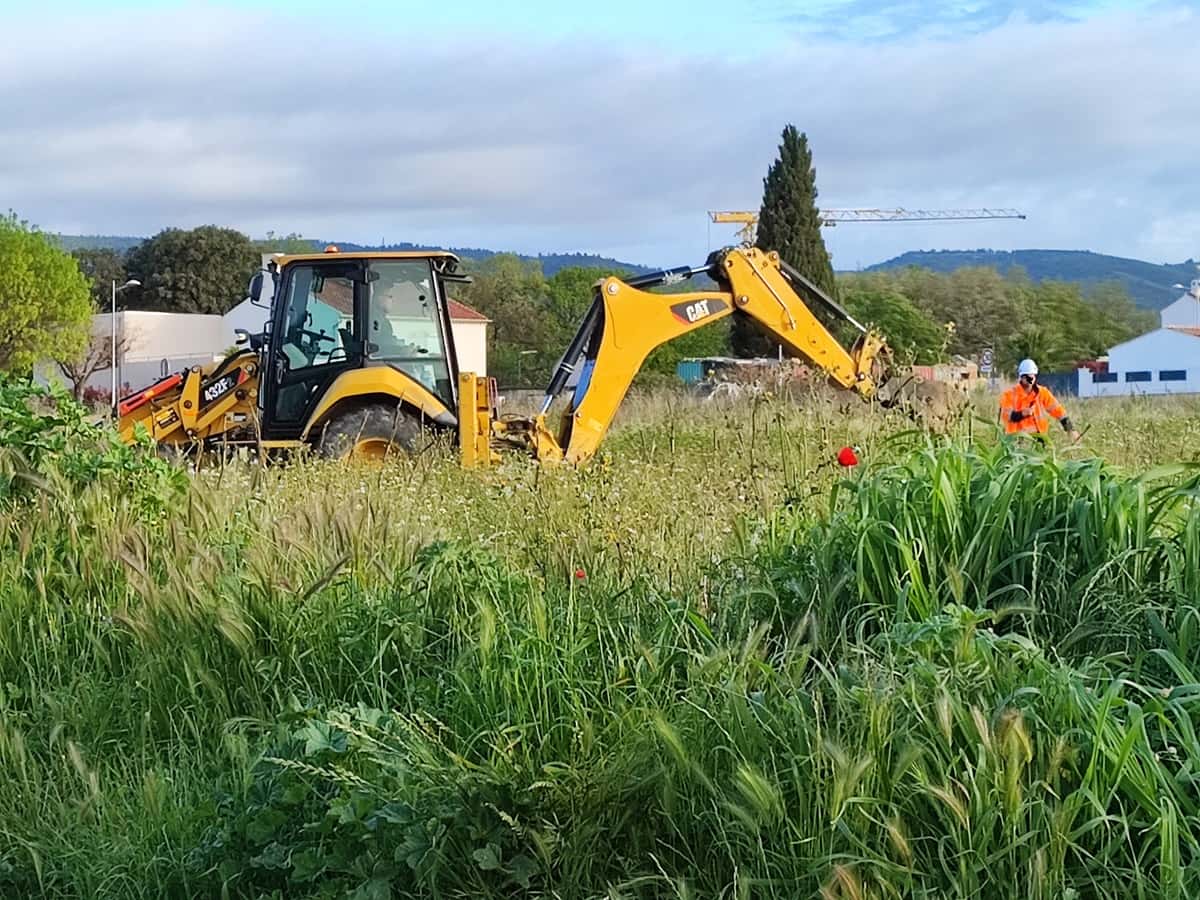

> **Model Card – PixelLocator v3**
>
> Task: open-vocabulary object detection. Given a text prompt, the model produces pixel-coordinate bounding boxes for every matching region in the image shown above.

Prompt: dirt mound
[877,371,971,431]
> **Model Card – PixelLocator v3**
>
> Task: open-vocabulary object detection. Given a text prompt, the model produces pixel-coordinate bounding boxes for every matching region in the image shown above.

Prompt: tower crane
[708,208,1027,244]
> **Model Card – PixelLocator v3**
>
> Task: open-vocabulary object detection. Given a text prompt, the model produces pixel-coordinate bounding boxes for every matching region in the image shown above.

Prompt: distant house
[1077,278,1200,396]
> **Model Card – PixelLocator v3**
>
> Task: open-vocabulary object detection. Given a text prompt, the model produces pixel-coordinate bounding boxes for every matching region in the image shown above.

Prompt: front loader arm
[116,349,261,447]
[490,246,888,466]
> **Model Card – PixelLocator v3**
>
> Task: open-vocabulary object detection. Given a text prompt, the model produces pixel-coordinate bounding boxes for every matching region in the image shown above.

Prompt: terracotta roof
[316,280,354,315]
[1166,326,1200,337]
[448,299,489,322]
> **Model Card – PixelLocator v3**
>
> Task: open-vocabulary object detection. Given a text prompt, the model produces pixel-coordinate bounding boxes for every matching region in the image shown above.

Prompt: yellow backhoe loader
[115,244,937,467]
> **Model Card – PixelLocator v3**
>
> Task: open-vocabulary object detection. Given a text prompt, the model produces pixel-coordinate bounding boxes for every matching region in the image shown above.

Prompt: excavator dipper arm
[487,246,889,466]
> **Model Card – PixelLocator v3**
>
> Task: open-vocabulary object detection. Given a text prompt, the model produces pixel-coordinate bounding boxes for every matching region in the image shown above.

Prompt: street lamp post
[111,278,141,415]
[517,349,537,387]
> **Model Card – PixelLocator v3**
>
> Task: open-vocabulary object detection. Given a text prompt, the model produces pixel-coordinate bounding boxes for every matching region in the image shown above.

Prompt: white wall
[224,300,273,342]
[37,312,229,400]
[1077,328,1200,396]
[46,300,489,402]
[119,311,227,361]
[116,312,226,398]
[453,320,488,376]
[1109,328,1200,376]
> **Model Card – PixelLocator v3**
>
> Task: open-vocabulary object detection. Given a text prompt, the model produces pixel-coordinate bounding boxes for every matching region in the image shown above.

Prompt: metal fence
[1034,371,1080,396]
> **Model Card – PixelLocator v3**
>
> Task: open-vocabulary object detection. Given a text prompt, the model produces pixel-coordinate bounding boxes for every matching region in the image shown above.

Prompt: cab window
[278,264,359,369]
[367,260,451,400]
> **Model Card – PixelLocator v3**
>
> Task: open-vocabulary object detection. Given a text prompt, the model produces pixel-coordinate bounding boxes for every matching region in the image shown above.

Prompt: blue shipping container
[677,360,704,385]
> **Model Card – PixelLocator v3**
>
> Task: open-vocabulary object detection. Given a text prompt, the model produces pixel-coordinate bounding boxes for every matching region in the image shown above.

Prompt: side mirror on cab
[234,327,265,351]
[248,271,269,309]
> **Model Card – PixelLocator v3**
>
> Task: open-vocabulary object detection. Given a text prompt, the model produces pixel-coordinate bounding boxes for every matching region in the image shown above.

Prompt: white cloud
[0,4,1196,268]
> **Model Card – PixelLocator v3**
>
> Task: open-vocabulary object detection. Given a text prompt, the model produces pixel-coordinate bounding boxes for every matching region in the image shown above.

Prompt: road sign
[980,348,994,375]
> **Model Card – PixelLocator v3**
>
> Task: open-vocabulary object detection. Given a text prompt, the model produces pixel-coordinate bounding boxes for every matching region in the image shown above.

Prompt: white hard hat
[1018,358,1038,377]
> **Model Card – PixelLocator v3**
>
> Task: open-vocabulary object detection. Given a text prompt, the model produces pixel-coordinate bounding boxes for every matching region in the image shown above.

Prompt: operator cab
[249,249,469,441]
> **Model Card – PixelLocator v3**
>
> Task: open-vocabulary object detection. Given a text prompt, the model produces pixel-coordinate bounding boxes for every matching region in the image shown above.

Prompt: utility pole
[517,349,537,388]
[111,278,140,415]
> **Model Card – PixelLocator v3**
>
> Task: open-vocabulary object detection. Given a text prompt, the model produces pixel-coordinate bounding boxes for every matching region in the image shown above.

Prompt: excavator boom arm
[485,246,888,466]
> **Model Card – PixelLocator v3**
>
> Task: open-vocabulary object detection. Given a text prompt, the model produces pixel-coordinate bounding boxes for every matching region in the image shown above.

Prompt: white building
[107,310,229,400]
[443,299,489,376]
[1077,278,1200,397]
[1162,278,1200,330]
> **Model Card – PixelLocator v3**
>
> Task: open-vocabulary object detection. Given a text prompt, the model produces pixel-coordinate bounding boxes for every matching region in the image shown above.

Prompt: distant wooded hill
[863,249,1199,311]
[57,236,1197,309]
[54,234,656,279]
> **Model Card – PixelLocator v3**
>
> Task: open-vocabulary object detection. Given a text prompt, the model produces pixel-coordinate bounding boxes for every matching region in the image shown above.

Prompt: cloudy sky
[2,0,1197,269]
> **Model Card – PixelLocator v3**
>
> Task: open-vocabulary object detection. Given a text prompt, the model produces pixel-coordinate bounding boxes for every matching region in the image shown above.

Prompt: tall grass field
[1,378,1199,898]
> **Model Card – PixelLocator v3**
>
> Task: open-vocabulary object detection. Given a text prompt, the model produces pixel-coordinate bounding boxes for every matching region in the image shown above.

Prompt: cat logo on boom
[670,298,728,325]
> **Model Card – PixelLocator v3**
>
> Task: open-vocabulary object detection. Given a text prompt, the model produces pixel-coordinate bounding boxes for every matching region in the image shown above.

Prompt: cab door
[261,259,366,440]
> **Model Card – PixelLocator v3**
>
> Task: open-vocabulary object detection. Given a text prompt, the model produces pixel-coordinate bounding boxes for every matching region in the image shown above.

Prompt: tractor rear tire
[315,403,421,460]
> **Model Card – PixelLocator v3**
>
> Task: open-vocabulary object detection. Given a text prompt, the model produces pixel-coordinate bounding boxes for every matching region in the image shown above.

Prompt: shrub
[0,374,186,516]
[751,438,1200,661]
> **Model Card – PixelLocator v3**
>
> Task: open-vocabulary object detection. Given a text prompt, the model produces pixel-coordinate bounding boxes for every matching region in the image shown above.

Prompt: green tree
[71,248,127,308]
[732,126,837,358]
[1005,320,1066,369]
[840,286,946,365]
[454,255,555,387]
[837,267,1157,376]
[544,266,619,348]
[1003,279,1145,371]
[1085,281,1156,347]
[884,265,1020,367]
[125,225,259,314]
[0,212,92,375]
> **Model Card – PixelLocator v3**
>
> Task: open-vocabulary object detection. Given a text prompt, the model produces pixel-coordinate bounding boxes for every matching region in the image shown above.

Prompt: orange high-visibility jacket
[999,383,1067,435]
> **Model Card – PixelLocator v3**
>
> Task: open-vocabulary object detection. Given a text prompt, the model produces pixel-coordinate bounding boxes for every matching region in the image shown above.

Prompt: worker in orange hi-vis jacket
[999,359,1081,442]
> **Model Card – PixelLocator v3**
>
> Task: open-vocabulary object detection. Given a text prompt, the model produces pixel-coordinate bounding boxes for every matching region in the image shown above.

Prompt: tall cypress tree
[731,126,838,357]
